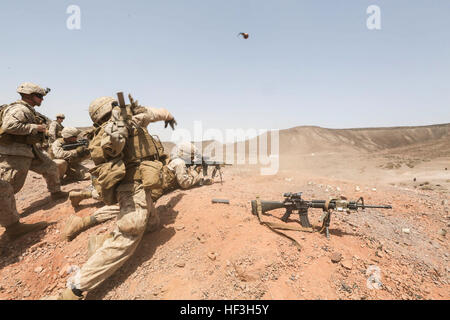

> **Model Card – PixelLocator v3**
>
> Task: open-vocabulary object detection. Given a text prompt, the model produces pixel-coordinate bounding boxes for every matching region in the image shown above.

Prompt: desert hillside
[220,123,450,158]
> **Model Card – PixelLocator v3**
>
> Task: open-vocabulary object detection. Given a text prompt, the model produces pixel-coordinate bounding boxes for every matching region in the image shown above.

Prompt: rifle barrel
[307,200,392,210]
[358,204,392,209]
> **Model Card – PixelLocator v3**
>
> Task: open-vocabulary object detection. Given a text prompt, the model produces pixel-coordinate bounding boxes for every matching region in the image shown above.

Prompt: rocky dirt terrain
[0,124,449,300]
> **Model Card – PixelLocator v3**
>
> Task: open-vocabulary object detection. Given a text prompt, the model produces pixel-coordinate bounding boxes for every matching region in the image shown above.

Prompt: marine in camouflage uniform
[52,127,90,181]
[0,83,68,240]
[52,95,176,300]
[63,142,212,241]
[48,114,65,144]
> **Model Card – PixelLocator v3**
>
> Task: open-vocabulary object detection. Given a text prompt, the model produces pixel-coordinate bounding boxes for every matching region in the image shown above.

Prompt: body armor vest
[0,102,44,145]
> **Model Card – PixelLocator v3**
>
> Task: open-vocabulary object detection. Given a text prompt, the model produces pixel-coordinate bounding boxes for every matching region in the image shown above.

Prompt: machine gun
[187,156,232,184]
[251,192,392,238]
[62,139,89,151]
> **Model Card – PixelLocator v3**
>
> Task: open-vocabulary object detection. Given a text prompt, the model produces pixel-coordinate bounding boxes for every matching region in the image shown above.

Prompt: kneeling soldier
[63,142,212,242]
[52,127,90,181]
[51,94,176,300]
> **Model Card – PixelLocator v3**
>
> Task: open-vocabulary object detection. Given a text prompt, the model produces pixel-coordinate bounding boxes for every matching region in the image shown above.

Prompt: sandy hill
[217,123,450,159]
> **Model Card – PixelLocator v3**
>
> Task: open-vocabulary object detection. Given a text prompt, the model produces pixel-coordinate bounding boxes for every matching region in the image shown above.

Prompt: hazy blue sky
[1,0,449,141]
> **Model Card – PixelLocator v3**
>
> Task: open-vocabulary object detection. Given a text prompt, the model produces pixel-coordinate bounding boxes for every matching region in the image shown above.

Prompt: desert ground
[0,123,449,300]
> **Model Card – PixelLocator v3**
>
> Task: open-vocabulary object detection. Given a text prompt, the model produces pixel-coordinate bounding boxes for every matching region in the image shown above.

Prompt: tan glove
[76,146,90,157]
[164,118,177,130]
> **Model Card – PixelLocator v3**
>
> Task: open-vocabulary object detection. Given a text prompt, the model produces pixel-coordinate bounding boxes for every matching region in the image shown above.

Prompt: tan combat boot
[62,215,97,241]
[57,288,84,300]
[5,221,48,240]
[69,190,93,208]
[146,212,161,233]
[87,232,113,259]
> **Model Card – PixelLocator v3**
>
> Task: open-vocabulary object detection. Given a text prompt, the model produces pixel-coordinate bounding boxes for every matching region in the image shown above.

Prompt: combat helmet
[61,127,80,139]
[89,97,116,124]
[17,82,50,96]
[171,142,201,163]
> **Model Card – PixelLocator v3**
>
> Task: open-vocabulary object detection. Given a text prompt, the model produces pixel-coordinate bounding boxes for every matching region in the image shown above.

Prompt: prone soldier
[0,83,68,240]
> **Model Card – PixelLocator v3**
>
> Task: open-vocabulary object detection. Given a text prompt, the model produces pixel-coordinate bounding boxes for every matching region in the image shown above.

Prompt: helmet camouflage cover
[17,82,50,96]
[171,142,201,163]
[89,96,116,124]
[61,127,80,139]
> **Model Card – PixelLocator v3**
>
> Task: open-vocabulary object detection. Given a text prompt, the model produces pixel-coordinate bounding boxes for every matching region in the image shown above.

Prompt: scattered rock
[23,291,31,298]
[175,262,185,268]
[331,253,342,263]
[376,250,384,258]
[341,260,352,270]
[34,266,43,274]
[341,283,352,293]
[355,186,361,192]
[402,228,410,234]
[372,188,377,192]
[207,252,217,261]
[438,229,447,237]
[175,225,185,231]
[58,264,70,277]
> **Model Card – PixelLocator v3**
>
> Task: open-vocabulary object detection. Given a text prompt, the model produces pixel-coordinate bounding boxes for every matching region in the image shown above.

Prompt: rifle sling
[255,199,316,251]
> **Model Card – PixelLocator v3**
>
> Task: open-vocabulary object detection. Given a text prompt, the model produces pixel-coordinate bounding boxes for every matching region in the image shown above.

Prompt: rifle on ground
[251,192,392,238]
[62,139,89,151]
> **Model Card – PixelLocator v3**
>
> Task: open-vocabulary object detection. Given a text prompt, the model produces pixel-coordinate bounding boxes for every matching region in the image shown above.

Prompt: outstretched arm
[132,107,176,128]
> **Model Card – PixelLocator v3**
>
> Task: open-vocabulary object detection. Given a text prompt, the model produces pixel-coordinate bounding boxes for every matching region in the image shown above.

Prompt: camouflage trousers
[0,180,19,227]
[54,159,90,181]
[90,204,160,232]
[0,154,61,228]
[74,182,158,292]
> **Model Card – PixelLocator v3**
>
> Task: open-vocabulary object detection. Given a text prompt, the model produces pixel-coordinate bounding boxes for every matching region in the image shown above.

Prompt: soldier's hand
[76,146,89,157]
[36,124,47,133]
[164,119,177,130]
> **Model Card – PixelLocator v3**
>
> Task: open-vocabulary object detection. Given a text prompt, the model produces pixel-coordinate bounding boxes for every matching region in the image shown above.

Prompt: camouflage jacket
[0,100,45,158]
[51,138,79,162]
[167,158,203,189]
[48,121,64,143]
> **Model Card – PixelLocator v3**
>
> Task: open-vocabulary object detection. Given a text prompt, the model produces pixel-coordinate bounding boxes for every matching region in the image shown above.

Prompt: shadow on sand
[86,193,185,300]
[0,222,57,270]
